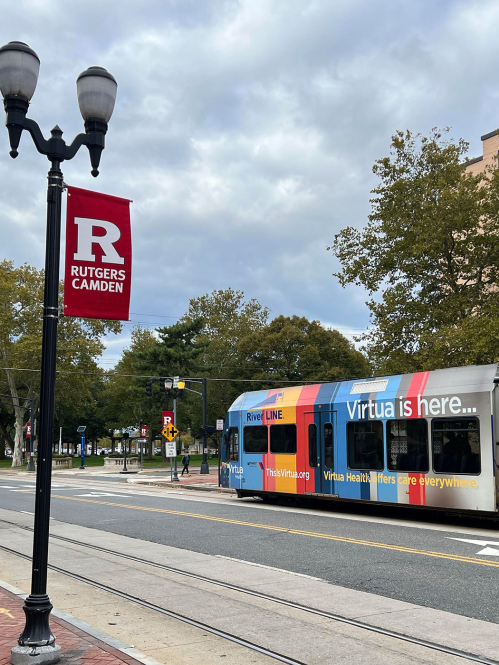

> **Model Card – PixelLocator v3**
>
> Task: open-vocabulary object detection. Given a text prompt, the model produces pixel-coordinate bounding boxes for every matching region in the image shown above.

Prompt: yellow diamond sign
[162,425,179,441]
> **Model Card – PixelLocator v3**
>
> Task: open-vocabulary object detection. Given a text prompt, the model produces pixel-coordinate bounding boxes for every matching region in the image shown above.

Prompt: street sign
[162,411,173,428]
[77,425,86,433]
[173,376,179,388]
[165,440,176,457]
[162,424,179,441]
[216,419,224,431]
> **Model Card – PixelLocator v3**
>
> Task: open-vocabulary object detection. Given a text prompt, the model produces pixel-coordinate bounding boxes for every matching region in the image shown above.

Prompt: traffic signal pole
[172,398,179,482]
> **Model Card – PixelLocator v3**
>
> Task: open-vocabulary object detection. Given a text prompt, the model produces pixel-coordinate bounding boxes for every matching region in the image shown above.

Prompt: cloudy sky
[1,0,498,368]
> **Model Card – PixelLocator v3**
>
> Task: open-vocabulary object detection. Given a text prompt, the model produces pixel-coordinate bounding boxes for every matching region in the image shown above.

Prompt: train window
[347,421,384,470]
[387,419,428,472]
[244,426,268,454]
[432,418,480,475]
[308,423,317,467]
[270,424,297,454]
[324,423,334,469]
[227,427,239,461]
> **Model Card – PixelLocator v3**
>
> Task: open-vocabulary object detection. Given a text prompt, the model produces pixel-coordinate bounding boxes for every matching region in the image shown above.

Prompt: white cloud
[1,0,498,367]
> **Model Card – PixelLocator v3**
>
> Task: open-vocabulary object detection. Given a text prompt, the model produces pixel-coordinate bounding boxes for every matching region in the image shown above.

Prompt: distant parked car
[154,447,161,455]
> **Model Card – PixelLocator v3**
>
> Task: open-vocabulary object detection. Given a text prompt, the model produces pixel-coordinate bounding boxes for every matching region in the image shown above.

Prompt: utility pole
[200,377,209,474]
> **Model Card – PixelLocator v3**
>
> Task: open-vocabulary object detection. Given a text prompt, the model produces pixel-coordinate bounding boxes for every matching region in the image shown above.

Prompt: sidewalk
[0,582,158,665]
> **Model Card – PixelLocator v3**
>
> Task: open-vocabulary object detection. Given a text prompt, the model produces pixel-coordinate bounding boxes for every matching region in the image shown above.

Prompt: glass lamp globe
[0,41,40,101]
[77,66,117,123]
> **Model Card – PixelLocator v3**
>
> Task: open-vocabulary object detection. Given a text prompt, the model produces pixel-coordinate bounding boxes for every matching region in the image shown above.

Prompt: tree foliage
[181,289,271,421]
[0,259,121,465]
[331,128,499,373]
[237,315,370,384]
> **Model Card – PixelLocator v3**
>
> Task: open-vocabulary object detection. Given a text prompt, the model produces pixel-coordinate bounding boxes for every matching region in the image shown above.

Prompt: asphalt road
[1,473,499,623]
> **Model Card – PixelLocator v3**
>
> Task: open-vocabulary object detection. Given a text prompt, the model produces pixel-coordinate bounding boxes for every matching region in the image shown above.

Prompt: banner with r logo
[64,186,132,320]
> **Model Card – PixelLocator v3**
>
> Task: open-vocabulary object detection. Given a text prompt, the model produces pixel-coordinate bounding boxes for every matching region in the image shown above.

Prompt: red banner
[162,411,173,429]
[140,424,148,438]
[26,422,31,438]
[64,186,132,320]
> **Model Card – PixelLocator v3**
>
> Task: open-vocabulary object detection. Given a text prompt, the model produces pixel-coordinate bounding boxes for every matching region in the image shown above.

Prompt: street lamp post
[27,397,35,472]
[77,426,86,470]
[122,432,128,472]
[0,41,117,665]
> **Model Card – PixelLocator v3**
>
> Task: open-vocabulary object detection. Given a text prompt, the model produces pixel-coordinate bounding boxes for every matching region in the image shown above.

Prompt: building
[465,130,499,176]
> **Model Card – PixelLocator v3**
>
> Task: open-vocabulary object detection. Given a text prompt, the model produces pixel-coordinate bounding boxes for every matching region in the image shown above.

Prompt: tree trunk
[12,411,24,466]
[3,366,30,467]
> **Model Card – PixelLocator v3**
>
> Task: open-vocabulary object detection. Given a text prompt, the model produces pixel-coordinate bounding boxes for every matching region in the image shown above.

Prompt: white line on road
[447,537,499,555]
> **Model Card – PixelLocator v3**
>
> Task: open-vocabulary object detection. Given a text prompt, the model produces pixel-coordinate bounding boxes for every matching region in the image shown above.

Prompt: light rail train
[220,364,499,512]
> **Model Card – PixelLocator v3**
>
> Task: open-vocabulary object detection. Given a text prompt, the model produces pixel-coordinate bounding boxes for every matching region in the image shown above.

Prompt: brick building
[465,130,499,175]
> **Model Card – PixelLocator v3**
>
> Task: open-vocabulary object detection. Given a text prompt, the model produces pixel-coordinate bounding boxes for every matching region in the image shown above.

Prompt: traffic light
[198,425,216,437]
[145,379,153,397]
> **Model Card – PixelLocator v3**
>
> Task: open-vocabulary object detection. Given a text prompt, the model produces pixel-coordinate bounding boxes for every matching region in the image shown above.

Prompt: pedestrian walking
[181,452,191,476]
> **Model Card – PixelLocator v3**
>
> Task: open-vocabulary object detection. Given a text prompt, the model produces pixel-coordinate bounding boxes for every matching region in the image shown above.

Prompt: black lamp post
[0,41,117,665]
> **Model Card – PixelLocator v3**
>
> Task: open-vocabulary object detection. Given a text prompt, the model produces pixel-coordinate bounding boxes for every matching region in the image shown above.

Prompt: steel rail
[0,518,497,665]
[0,543,306,665]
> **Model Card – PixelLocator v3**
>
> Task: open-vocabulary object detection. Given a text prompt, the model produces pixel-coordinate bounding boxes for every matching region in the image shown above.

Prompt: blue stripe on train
[314,382,340,495]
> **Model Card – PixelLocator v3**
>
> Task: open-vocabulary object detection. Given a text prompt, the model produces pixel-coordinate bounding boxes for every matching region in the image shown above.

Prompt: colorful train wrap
[220,364,499,513]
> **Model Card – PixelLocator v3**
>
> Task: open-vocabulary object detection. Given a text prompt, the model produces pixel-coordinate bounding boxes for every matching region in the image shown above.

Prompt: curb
[0,579,163,665]
[127,479,236,493]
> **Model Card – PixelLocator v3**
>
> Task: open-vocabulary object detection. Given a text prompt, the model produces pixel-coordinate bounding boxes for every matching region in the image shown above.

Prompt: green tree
[237,315,370,384]
[331,128,499,373]
[181,288,270,421]
[99,326,158,456]
[135,319,208,451]
[0,260,121,465]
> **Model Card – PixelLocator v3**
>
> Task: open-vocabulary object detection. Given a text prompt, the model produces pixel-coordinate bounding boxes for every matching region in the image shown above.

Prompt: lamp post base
[11,644,61,665]
[26,457,35,472]
[200,462,209,474]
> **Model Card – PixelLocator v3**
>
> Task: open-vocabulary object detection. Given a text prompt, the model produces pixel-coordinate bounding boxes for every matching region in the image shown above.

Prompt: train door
[304,411,337,494]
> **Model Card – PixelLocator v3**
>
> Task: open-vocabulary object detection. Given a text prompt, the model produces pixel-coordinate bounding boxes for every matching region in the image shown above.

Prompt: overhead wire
[0,366,326,384]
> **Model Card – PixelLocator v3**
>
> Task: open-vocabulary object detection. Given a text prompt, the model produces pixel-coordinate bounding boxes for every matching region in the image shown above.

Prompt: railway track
[1,517,497,665]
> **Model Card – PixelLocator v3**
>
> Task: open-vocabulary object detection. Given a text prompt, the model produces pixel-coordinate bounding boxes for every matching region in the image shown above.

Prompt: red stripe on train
[407,372,429,505]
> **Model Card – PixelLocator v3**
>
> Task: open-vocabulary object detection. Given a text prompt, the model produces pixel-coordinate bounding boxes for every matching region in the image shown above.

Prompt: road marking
[0,486,18,489]
[50,494,499,569]
[0,608,14,618]
[448,537,499,555]
[75,493,127,498]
